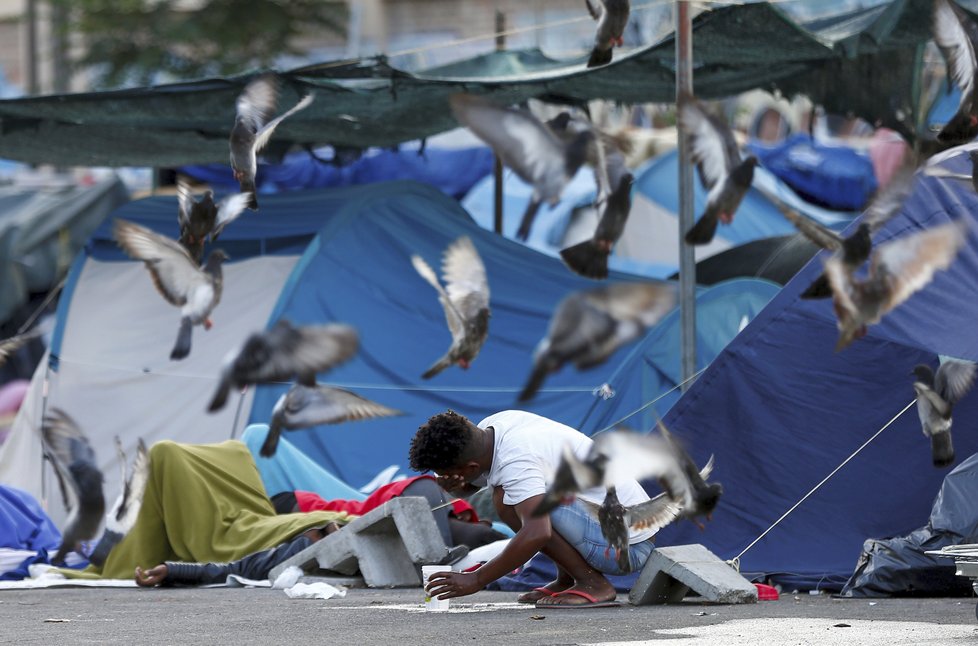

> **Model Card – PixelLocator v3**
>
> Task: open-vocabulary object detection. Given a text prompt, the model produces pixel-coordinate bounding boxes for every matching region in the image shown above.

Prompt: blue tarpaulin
[0,485,61,580]
[651,143,978,591]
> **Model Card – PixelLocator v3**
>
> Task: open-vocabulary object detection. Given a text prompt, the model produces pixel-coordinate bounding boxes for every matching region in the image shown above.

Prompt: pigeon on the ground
[411,236,490,379]
[449,93,593,241]
[176,177,251,263]
[0,329,40,368]
[585,0,630,68]
[229,75,314,210]
[933,0,978,146]
[912,359,977,467]
[88,436,149,567]
[261,383,405,457]
[783,162,916,299]
[678,92,758,246]
[519,282,677,402]
[113,218,228,360]
[207,319,359,412]
[825,220,968,351]
[41,408,105,565]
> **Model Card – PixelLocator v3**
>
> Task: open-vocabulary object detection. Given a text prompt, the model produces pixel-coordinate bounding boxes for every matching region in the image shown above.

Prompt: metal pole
[676,1,696,390]
[25,0,38,95]
[493,9,506,234]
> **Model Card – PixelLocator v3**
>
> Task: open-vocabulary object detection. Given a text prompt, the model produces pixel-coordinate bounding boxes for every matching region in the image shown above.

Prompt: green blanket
[63,439,352,580]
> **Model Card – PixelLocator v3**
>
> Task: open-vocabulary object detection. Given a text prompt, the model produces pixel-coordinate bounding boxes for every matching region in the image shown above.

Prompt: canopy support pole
[676,1,697,391]
[493,9,506,235]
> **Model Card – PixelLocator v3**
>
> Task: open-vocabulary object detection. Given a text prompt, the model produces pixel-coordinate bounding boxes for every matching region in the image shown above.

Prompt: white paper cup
[421,565,451,612]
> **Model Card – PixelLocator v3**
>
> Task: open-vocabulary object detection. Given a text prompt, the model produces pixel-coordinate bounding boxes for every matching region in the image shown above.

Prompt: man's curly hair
[409,410,476,472]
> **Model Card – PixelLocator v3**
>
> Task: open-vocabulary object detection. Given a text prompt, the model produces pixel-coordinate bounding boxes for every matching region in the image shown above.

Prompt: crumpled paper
[271,566,303,590]
[283,582,347,600]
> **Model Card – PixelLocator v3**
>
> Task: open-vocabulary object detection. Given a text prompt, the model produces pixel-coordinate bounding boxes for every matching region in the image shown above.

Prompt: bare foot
[135,564,168,587]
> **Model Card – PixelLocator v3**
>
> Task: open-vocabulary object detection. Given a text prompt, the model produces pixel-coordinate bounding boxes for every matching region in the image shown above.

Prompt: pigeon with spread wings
[678,92,758,246]
[229,74,314,210]
[585,0,630,68]
[89,437,150,567]
[449,93,592,241]
[41,408,105,565]
[519,282,676,402]
[933,0,978,146]
[825,220,968,351]
[912,359,977,467]
[114,218,227,360]
[411,236,491,379]
[783,162,916,299]
[176,177,251,264]
[208,319,359,412]
[261,384,404,457]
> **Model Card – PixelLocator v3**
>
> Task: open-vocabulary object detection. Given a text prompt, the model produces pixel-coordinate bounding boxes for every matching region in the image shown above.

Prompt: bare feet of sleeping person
[135,564,168,587]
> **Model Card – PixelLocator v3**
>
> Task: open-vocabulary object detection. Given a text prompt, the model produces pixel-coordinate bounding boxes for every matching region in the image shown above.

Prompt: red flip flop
[535,589,620,609]
[517,587,558,604]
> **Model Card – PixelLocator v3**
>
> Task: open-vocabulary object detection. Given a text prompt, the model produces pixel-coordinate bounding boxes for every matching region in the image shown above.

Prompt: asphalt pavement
[2,586,976,645]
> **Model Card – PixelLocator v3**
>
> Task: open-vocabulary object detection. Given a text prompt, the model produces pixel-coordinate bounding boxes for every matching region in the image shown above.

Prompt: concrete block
[269,497,453,588]
[629,544,758,606]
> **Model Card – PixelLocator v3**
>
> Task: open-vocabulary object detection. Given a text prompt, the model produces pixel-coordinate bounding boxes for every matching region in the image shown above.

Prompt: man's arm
[424,494,550,599]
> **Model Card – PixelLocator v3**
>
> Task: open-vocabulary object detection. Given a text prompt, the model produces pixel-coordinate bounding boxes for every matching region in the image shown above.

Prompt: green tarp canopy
[0,0,959,167]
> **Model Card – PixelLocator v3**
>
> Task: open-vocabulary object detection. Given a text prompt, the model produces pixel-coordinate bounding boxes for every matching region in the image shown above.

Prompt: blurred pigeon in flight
[783,162,916,299]
[114,219,228,360]
[0,329,40,368]
[261,383,405,457]
[176,177,251,264]
[678,92,758,245]
[449,93,593,241]
[229,75,314,210]
[595,485,681,573]
[89,436,149,567]
[208,319,359,412]
[41,408,105,565]
[923,149,978,194]
[585,0,630,68]
[933,0,978,146]
[825,220,968,351]
[912,359,977,467]
[519,282,676,402]
[411,236,491,379]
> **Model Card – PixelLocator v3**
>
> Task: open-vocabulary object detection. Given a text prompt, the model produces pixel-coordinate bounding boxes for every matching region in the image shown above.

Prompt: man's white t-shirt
[477,409,657,544]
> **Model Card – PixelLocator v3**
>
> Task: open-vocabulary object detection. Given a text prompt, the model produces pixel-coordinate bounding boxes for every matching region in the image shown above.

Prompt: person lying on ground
[269,474,507,551]
[409,409,660,609]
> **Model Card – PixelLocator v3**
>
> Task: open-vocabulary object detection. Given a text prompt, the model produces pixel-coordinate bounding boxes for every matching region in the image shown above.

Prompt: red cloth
[294,475,478,521]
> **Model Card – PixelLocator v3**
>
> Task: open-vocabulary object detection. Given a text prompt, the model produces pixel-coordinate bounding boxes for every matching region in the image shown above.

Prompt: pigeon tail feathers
[170,317,193,360]
[932,431,955,468]
[587,46,613,68]
[684,214,719,246]
[560,239,610,279]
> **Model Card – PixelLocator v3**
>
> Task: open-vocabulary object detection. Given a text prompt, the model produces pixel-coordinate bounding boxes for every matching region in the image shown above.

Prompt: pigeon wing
[0,330,39,368]
[441,236,490,333]
[211,192,253,238]
[412,253,466,342]
[284,384,404,428]
[113,219,202,306]
[588,282,678,328]
[780,208,843,251]
[252,94,315,155]
[449,94,568,187]
[593,429,681,485]
[624,493,683,532]
[824,255,860,323]
[236,75,279,136]
[175,178,195,231]
[112,438,149,533]
[864,161,916,233]
[935,359,978,405]
[933,0,977,113]
[678,94,738,190]
[41,409,97,513]
[874,220,968,314]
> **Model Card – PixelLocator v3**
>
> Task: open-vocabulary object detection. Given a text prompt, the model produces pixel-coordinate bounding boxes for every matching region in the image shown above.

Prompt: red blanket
[295,475,478,521]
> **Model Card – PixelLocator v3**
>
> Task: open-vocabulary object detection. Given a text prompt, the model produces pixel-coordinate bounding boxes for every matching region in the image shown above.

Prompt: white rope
[734,398,917,562]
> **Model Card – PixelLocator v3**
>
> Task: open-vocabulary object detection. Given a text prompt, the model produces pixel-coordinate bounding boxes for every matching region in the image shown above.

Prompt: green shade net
[0,0,958,167]
[60,439,351,580]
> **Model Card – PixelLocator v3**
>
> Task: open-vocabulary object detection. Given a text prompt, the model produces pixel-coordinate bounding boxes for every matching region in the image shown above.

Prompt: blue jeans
[549,498,656,575]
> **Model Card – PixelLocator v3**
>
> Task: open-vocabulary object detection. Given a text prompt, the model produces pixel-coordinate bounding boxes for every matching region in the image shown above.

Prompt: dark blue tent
[653,144,978,591]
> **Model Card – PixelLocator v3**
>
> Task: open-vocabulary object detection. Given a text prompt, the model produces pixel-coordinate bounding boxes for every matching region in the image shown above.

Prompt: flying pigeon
[933,0,978,146]
[229,74,314,210]
[411,236,491,379]
[41,408,106,565]
[88,436,150,567]
[678,92,759,246]
[912,359,977,467]
[825,220,968,351]
[449,93,593,241]
[519,281,677,402]
[594,485,681,573]
[0,329,40,368]
[176,177,251,264]
[783,162,916,299]
[585,0,630,68]
[923,149,978,194]
[208,319,359,412]
[261,383,405,457]
[113,218,228,361]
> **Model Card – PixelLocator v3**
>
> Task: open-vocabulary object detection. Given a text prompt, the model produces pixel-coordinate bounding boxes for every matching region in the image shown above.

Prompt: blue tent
[652,144,978,591]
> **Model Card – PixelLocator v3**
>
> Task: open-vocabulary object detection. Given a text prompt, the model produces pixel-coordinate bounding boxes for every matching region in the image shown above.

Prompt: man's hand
[435,474,473,495]
[135,564,168,587]
[425,570,483,599]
